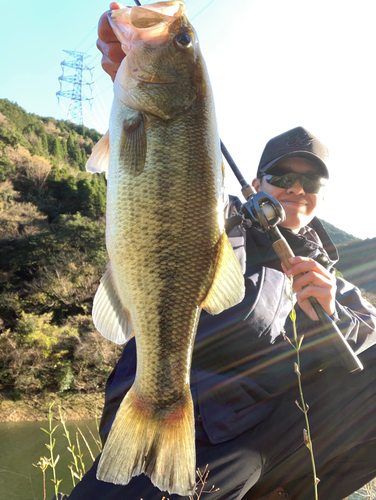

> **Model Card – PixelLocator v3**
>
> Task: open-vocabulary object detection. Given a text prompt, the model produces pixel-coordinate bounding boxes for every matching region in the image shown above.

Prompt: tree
[67,133,81,164]
[47,135,64,159]
[25,155,52,188]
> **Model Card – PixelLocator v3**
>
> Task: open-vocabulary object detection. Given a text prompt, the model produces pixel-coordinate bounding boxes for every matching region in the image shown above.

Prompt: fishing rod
[221,142,363,374]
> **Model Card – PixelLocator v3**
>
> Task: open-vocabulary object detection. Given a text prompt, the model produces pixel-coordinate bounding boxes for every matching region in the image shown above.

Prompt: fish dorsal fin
[201,233,245,315]
[92,263,133,345]
[86,130,110,178]
[121,110,147,176]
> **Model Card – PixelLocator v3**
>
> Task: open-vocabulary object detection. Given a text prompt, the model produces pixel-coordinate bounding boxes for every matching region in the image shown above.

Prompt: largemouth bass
[86,0,245,495]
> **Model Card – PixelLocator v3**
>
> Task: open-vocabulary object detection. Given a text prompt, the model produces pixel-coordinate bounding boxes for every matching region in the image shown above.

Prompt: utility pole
[56,50,94,126]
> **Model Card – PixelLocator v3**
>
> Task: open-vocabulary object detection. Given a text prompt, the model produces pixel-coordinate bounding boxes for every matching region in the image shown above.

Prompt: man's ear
[252,177,261,192]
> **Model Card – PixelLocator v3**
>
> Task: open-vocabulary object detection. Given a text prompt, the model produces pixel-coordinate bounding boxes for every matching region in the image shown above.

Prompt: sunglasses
[263,172,327,194]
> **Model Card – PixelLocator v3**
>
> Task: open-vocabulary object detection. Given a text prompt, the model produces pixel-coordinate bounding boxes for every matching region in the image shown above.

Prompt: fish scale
[86,1,245,495]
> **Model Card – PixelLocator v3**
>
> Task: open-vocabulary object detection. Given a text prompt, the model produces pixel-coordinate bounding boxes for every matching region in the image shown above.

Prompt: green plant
[40,403,62,498]
[35,402,102,496]
[58,406,82,487]
[285,278,319,500]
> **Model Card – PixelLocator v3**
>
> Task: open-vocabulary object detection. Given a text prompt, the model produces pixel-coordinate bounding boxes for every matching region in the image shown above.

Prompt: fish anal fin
[120,110,146,176]
[86,130,110,178]
[201,233,245,315]
[97,386,196,496]
[92,262,133,345]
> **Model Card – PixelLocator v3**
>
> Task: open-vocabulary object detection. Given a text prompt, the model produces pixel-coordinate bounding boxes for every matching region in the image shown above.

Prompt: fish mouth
[108,1,188,49]
[108,1,189,85]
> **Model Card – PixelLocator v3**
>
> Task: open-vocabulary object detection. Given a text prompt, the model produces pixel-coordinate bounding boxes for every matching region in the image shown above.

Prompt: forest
[0,99,121,401]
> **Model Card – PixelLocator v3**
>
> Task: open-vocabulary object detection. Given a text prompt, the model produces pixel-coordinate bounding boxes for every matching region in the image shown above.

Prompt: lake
[0,419,100,500]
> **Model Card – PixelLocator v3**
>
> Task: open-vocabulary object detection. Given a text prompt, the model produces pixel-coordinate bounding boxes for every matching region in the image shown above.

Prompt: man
[68,6,376,499]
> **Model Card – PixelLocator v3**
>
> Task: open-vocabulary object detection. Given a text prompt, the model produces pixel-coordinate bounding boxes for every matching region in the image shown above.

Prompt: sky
[1,0,376,239]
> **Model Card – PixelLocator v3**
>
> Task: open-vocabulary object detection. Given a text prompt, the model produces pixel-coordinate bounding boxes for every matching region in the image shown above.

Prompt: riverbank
[0,392,105,422]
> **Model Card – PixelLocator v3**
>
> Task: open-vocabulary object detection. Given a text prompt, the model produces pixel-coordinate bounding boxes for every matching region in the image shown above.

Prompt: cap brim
[260,151,329,178]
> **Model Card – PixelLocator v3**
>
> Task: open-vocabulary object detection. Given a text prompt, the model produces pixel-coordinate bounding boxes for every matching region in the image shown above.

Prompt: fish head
[109,1,208,119]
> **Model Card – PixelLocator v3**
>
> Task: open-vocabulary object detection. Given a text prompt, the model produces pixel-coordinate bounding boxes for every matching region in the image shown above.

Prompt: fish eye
[176,33,192,48]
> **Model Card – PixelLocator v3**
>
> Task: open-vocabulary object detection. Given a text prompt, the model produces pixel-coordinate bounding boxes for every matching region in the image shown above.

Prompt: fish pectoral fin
[201,232,245,315]
[92,262,133,345]
[86,130,110,178]
[120,110,147,176]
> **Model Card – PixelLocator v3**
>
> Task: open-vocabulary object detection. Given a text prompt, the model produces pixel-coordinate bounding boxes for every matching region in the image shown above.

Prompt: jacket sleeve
[99,338,136,445]
[287,275,376,377]
[333,276,376,354]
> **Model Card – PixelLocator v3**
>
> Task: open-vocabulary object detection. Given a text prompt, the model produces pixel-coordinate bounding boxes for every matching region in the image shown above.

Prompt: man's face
[252,157,326,232]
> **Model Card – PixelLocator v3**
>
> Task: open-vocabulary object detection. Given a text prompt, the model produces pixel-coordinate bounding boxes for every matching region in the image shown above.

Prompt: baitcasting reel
[240,188,285,232]
[225,185,285,234]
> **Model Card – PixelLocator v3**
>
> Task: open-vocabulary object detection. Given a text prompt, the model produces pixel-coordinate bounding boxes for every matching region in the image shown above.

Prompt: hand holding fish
[97,2,125,81]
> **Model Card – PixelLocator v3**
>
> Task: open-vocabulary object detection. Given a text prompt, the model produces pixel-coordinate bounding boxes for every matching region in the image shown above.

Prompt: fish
[86,0,245,495]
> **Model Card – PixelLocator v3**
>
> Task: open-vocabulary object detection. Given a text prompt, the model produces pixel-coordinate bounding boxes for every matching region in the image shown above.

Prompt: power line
[75,25,97,51]
[91,53,102,64]
[92,83,113,99]
[93,72,108,85]
[190,0,218,21]
[92,83,111,124]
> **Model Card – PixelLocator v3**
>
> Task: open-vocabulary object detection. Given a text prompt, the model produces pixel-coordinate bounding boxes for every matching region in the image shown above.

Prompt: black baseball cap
[257,126,329,178]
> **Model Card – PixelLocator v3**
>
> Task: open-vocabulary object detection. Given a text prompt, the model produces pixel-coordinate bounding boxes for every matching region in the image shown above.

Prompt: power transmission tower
[56,50,94,125]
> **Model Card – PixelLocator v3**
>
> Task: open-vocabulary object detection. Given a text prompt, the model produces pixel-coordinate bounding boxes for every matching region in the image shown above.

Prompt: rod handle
[272,234,363,373]
[272,237,303,278]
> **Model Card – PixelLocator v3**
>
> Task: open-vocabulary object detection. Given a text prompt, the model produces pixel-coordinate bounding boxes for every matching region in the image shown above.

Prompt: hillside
[335,237,376,293]
[318,221,376,296]
[320,219,359,246]
[0,99,121,403]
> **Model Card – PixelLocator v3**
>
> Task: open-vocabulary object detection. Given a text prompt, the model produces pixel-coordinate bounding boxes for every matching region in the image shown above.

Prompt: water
[0,420,100,500]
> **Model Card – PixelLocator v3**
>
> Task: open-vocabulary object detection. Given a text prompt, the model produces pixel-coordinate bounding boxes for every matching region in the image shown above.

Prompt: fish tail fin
[97,386,196,496]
